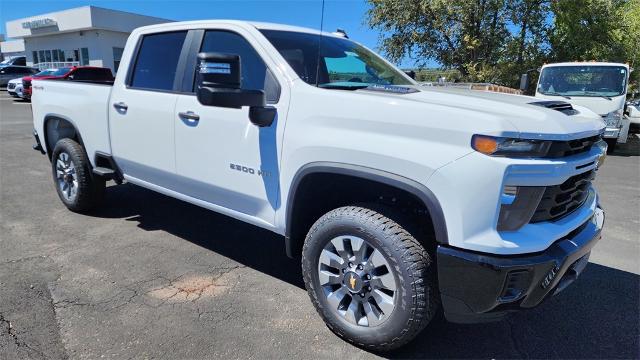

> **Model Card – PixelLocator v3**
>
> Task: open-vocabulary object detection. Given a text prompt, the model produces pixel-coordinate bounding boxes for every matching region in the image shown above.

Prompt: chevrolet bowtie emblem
[349,274,356,289]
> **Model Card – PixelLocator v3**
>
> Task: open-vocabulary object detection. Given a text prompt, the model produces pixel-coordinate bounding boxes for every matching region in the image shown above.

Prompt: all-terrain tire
[51,138,105,212]
[302,205,439,351]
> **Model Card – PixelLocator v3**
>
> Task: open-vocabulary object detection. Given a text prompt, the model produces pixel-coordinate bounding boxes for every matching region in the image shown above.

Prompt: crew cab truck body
[31,21,607,350]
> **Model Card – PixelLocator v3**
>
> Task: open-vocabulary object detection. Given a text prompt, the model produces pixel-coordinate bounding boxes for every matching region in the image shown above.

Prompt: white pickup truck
[31,21,607,350]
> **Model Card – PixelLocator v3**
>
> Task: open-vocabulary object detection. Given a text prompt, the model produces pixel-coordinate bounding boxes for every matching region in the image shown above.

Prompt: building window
[80,48,89,66]
[44,50,52,62]
[112,47,124,73]
[32,51,39,64]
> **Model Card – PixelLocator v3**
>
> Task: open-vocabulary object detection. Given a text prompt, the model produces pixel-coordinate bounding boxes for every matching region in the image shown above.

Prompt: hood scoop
[529,100,578,115]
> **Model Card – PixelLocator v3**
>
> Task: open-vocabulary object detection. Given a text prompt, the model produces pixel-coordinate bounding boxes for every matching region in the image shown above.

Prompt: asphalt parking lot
[0,90,638,359]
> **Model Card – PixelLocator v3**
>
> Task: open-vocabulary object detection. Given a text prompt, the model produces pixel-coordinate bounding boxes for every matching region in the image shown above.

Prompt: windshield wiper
[318,83,370,90]
[583,92,612,100]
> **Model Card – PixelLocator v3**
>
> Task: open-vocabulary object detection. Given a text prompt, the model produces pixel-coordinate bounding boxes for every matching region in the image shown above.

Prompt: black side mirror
[196,52,275,127]
[519,73,529,91]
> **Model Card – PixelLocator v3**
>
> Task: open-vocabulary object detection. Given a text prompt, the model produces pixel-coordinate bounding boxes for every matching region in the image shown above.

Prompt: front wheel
[302,206,439,351]
[51,138,105,212]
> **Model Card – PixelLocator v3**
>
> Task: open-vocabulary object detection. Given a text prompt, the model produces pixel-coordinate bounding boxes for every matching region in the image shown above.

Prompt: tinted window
[130,31,187,91]
[198,30,278,101]
[73,68,114,81]
[14,57,26,66]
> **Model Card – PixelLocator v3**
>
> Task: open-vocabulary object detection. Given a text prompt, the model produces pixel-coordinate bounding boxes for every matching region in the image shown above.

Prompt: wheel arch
[284,162,448,258]
[43,115,85,159]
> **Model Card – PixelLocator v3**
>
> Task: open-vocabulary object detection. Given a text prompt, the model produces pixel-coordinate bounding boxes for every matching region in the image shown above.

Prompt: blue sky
[0,0,435,68]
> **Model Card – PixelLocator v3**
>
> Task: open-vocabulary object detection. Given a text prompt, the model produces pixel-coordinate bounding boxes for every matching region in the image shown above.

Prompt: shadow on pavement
[92,183,639,359]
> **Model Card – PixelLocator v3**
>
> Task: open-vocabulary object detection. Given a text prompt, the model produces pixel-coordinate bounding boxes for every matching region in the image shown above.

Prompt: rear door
[172,27,288,227]
[108,31,189,186]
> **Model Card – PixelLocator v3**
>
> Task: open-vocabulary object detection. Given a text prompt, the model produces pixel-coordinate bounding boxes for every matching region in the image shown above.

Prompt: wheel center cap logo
[344,272,362,292]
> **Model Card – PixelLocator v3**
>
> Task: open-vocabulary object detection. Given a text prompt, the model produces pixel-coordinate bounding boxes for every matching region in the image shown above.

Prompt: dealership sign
[22,18,57,29]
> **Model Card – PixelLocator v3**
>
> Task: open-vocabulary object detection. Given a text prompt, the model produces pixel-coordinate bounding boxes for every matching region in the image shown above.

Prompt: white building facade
[2,6,170,73]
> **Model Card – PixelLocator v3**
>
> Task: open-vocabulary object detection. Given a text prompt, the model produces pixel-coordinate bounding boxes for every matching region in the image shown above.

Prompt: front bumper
[437,206,604,324]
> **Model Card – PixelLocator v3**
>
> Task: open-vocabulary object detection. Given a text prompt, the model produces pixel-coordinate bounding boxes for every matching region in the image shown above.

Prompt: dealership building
[1,6,170,73]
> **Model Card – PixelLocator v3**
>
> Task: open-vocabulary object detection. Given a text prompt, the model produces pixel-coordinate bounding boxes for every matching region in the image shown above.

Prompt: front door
[173,28,286,227]
[109,31,188,186]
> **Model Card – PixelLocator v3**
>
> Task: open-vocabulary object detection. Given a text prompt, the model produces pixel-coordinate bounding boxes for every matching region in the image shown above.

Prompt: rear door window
[129,31,188,91]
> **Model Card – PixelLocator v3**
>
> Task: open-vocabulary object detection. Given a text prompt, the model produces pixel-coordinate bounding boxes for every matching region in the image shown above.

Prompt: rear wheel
[51,138,105,212]
[302,205,439,351]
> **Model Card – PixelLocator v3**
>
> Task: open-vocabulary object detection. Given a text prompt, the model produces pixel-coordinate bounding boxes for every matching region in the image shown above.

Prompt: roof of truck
[541,62,629,68]
[133,20,343,38]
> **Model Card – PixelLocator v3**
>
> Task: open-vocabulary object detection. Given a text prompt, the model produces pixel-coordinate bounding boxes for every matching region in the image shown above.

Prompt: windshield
[34,69,56,77]
[538,65,628,97]
[50,67,73,76]
[260,30,412,89]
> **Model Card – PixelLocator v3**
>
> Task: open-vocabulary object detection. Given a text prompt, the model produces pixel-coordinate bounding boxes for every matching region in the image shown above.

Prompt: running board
[93,167,116,179]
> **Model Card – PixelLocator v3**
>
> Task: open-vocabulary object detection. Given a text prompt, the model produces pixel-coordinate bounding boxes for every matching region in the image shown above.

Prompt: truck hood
[362,86,605,139]
[535,93,625,116]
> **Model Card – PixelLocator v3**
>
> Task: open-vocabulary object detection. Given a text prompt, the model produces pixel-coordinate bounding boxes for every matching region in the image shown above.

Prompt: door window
[196,30,279,103]
[129,31,187,91]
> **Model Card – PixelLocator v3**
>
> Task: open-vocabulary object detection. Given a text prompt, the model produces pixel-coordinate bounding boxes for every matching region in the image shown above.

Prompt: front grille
[545,135,601,158]
[531,170,595,223]
[7,83,16,90]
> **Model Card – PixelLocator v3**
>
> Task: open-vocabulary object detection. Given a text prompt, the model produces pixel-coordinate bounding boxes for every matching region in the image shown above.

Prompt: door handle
[113,102,128,111]
[178,111,200,121]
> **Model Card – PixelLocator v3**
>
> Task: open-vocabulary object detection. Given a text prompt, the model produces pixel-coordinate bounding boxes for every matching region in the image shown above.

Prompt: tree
[366,0,510,80]
[550,0,628,62]
[550,0,640,95]
[366,0,550,85]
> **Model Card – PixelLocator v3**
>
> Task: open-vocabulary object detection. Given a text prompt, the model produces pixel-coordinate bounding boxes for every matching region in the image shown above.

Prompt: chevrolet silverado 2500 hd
[31,21,607,350]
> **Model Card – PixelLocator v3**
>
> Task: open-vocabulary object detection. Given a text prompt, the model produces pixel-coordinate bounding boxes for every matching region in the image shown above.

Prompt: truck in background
[532,62,631,152]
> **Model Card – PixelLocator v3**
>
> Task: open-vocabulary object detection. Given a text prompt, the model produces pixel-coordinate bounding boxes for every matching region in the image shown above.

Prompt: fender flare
[43,114,85,155]
[284,162,448,257]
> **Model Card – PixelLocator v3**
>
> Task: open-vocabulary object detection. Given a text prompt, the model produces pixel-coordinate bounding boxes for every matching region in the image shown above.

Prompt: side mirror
[195,52,275,127]
[519,73,529,91]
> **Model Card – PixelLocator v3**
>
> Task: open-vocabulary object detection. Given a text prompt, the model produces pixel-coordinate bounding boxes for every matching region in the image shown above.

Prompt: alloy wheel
[317,235,397,327]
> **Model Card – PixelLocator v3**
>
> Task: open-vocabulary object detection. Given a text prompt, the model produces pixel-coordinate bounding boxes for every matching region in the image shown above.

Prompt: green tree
[366,0,550,85]
[366,0,510,80]
[550,0,640,95]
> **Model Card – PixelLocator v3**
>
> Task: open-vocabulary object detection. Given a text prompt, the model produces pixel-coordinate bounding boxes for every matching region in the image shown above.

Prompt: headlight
[471,135,552,157]
[603,110,623,127]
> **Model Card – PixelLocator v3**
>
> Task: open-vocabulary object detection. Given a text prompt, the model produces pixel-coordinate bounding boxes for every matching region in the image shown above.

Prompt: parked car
[6,78,24,98]
[7,69,57,98]
[23,66,114,100]
[30,21,607,351]
[0,65,38,86]
[626,100,640,133]
[0,56,26,67]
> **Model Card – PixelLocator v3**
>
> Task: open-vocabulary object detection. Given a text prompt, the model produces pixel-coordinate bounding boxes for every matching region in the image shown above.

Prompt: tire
[605,138,617,154]
[51,138,105,212]
[302,205,439,351]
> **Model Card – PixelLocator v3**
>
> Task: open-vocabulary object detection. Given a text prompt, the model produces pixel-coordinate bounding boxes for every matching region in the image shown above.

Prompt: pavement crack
[0,312,46,358]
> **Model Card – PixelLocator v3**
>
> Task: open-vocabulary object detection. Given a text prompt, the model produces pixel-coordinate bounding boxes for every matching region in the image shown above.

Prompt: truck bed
[31,79,113,165]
